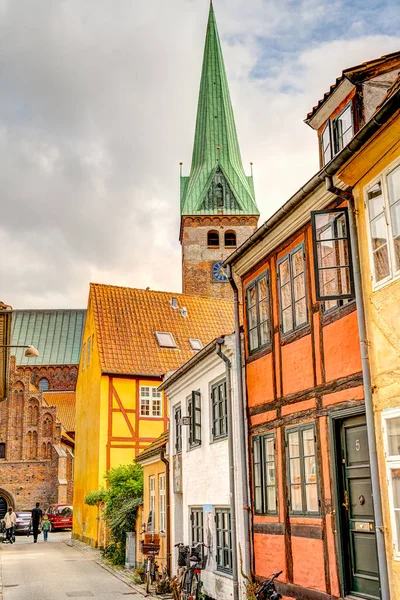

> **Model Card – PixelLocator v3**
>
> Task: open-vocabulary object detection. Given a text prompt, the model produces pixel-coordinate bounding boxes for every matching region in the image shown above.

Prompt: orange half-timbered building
[73,283,233,547]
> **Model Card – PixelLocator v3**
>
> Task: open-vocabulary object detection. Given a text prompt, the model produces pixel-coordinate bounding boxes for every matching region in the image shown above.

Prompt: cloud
[0,0,398,308]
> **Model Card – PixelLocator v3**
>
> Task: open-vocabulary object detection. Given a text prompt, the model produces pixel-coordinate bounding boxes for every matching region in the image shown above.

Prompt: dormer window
[155,332,177,348]
[189,339,203,351]
[321,123,332,166]
[333,103,353,153]
[208,231,219,247]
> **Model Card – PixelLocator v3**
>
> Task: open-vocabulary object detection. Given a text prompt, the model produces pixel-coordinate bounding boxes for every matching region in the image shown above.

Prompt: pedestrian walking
[30,502,43,543]
[41,514,51,542]
[4,507,16,543]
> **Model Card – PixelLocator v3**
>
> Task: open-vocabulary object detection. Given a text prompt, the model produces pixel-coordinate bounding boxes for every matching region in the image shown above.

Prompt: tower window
[225,231,236,247]
[207,231,219,247]
[39,378,49,391]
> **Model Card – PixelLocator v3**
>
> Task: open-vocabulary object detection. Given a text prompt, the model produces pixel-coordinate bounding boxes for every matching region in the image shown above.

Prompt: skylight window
[189,339,203,351]
[155,332,177,348]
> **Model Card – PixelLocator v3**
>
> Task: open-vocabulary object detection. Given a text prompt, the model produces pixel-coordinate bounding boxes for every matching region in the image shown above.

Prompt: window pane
[247,285,256,307]
[248,306,257,329]
[266,464,276,486]
[371,215,388,250]
[291,485,302,512]
[249,328,258,351]
[260,321,270,346]
[281,283,292,310]
[293,274,305,301]
[387,417,400,457]
[304,456,316,483]
[258,277,268,300]
[288,432,299,458]
[368,182,384,220]
[259,298,269,322]
[255,488,262,511]
[390,201,400,271]
[279,260,290,285]
[295,298,307,326]
[393,469,400,507]
[292,250,304,276]
[266,437,274,462]
[302,428,315,456]
[290,458,301,484]
[306,484,319,512]
[387,165,400,207]
[373,245,390,282]
[267,486,276,511]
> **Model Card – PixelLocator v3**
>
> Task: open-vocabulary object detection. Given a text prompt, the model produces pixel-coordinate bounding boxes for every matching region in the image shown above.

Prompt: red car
[47,504,73,530]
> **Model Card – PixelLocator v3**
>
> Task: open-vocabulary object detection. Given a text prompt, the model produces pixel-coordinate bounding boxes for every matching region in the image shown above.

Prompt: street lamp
[0,345,39,358]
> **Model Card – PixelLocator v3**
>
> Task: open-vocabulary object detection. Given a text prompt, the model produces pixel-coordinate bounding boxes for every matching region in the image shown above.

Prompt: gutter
[216,340,239,600]
[223,88,400,270]
[160,448,171,575]
[326,177,390,600]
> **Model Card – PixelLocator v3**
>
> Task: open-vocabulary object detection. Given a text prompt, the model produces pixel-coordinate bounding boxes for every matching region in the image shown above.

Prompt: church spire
[180,3,259,219]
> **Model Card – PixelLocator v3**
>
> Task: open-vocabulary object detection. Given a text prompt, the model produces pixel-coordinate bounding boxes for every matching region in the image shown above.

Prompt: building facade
[161,334,250,600]
[224,54,400,600]
[0,309,84,517]
[73,284,234,547]
[338,75,400,598]
[180,4,259,300]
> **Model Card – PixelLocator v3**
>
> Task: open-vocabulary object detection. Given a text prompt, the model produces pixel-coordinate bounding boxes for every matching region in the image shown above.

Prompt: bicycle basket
[140,540,160,555]
[178,546,189,567]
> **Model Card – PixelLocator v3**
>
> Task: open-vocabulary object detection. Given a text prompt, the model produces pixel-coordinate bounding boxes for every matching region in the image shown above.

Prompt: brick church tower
[180,3,259,299]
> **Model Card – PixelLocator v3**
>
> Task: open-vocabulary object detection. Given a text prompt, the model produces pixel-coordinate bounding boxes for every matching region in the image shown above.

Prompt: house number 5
[356,439,361,452]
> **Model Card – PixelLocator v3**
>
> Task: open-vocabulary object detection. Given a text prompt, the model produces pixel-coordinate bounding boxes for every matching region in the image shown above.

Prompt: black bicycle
[254,571,282,600]
[174,542,208,600]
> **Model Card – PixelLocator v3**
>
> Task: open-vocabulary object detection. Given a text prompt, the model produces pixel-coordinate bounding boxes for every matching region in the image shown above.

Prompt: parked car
[14,511,41,535]
[47,504,73,530]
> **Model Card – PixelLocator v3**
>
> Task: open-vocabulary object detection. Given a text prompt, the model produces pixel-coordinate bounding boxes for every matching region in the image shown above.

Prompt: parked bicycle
[140,531,161,593]
[173,542,208,600]
[254,570,282,600]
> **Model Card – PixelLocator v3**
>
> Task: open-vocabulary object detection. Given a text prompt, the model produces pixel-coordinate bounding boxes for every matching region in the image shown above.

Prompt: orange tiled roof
[90,283,234,376]
[43,391,76,432]
[136,430,169,463]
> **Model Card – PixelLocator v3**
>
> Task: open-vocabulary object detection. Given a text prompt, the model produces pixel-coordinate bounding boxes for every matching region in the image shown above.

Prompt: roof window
[155,332,177,348]
[189,339,203,351]
[170,297,179,309]
[180,307,188,318]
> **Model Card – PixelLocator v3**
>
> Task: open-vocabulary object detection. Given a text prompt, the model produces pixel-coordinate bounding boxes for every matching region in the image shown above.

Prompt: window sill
[280,324,310,346]
[214,569,233,579]
[210,435,228,445]
[246,344,272,364]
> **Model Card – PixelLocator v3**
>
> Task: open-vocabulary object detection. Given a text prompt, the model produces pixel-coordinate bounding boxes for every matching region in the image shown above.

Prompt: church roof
[180,4,259,218]
[90,283,234,377]
[11,309,86,366]
[43,391,76,433]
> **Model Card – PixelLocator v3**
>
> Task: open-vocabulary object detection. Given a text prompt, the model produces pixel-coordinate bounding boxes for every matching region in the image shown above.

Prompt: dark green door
[340,415,380,599]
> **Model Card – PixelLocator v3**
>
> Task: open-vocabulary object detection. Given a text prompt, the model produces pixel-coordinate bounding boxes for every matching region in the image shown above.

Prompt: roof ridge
[90,282,234,302]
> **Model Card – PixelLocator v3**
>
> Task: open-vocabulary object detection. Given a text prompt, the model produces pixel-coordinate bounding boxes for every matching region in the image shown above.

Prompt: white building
[160,335,250,600]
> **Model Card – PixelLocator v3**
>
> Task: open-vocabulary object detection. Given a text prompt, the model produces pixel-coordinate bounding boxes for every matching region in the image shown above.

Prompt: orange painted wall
[246,353,274,407]
[254,533,286,580]
[292,537,325,591]
[323,311,361,382]
[281,334,314,396]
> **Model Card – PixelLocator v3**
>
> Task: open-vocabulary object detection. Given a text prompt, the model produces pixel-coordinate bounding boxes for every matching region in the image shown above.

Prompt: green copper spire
[180,4,259,218]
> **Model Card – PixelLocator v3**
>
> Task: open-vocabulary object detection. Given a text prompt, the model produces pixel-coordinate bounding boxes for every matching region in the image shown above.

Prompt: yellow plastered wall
[136,458,168,570]
[73,293,104,546]
[339,112,400,597]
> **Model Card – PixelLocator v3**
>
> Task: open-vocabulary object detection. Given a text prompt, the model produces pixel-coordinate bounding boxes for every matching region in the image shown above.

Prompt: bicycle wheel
[189,572,199,600]
[180,570,190,600]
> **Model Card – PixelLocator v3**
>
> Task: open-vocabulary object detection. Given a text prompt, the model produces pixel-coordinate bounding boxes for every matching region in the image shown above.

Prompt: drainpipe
[216,339,239,600]
[325,176,390,600]
[226,268,251,574]
[160,448,171,575]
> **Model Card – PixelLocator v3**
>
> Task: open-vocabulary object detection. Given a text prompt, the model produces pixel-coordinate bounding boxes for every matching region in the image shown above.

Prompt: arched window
[39,378,49,391]
[207,231,219,247]
[42,415,53,438]
[32,431,38,459]
[29,399,39,426]
[47,442,52,459]
[224,231,237,247]
[42,443,47,459]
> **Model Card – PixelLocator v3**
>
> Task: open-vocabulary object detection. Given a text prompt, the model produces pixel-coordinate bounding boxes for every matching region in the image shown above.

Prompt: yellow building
[135,431,169,571]
[338,76,400,597]
[73,283,233,547]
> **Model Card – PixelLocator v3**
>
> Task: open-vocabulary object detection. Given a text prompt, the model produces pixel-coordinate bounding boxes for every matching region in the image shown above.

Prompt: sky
[0,0,399,309]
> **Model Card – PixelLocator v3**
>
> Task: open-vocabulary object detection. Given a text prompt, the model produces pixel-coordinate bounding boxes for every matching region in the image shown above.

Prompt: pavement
[0,531,148,600]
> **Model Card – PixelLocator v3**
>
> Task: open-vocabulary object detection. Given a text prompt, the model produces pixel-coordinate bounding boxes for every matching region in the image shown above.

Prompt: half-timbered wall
[243,210,364,600]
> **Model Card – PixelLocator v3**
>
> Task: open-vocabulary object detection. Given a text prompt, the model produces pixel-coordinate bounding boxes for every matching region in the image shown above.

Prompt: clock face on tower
[212,261,228,283]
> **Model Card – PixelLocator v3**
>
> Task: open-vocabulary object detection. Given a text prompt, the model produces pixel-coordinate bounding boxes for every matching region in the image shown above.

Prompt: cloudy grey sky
[1,0,399,309]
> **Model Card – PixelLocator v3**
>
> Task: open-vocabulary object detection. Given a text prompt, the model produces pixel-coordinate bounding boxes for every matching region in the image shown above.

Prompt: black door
[339,415,380,599]
[0,497,7,520]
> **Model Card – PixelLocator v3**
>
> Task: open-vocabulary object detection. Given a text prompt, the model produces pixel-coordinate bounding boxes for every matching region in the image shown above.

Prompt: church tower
[180,3,259,299]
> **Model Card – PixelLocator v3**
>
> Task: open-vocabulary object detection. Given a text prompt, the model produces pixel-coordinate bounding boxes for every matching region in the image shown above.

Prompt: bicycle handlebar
[271,571,282,580]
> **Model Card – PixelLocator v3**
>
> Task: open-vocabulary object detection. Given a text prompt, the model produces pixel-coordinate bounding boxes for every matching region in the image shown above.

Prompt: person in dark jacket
[30,502,43,543]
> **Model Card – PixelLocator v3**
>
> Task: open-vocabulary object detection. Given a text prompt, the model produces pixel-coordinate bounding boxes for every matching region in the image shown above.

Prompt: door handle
[342,490,349,511]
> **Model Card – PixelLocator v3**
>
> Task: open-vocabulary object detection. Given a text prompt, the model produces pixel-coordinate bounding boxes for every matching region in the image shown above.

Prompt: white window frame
[382,407,400,561]
[149,475,156,532]
[140,386,163,418]
[159,473,166,532]
[365,157,400,290]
